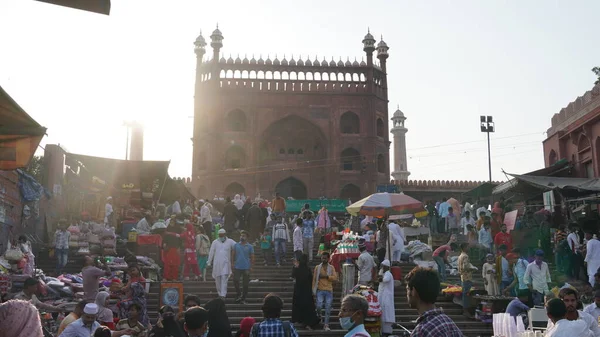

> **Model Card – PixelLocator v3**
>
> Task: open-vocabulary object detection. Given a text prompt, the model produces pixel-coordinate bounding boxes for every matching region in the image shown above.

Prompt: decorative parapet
[548,83,600,136]
[391,179,501,191]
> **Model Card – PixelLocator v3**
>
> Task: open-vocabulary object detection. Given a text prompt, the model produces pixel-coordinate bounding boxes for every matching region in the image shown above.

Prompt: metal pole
[487,131,492,183]
[125,126,129,160]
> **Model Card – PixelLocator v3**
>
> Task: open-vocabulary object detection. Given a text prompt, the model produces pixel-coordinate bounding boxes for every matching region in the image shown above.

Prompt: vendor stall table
[403,227,430,237]
[330,252,360,273]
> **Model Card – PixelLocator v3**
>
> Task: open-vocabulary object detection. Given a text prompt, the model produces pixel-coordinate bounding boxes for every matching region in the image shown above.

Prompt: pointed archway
[224,182,245,197]
[340,184,361,202]
[275,177,307,199]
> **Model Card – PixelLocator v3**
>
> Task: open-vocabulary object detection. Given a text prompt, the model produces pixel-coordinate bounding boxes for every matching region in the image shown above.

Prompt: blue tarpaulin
[16,169,45,201]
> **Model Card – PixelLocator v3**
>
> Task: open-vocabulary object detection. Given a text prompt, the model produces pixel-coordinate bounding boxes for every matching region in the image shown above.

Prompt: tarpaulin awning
[492,159,572,196]
[35,0,111,15]
[65,152,170,192]
[462,182,499,199]
[0,86,47,170]
[160,178,195,204]
[494,174,600,198]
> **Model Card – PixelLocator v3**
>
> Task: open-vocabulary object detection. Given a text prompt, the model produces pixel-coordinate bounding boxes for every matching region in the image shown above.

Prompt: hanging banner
[504,210,518,233]
[285,199,349,213]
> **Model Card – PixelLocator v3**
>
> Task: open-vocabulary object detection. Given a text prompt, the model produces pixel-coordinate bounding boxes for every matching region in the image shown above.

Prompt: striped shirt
[272,223,290,241]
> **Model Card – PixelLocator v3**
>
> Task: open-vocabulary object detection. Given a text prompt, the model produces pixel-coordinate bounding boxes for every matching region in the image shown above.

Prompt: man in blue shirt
[338,294,371,337]
[303,212,316,261]
[506,290,530,318]
[233,230,254,304]
[251,294,299,337]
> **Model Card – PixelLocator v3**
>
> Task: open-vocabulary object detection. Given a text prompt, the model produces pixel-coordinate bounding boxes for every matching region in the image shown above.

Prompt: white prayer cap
[106,196,113,200]
[218,229,226,234]
[381,259,391,267]
[84,303,99,315]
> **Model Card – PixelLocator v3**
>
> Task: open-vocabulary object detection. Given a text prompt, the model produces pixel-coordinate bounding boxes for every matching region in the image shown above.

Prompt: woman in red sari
[162,221,182,281]
[182,223,201,280]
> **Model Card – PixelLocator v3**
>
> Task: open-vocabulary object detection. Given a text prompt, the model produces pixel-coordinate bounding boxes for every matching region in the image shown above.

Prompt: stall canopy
[0,86,47,170]
[65,152,170,192]
[35,0,111,15]
[462,182,499,199]
[496,174,600,198]
[160,178,196,204]
[492,159,572,197]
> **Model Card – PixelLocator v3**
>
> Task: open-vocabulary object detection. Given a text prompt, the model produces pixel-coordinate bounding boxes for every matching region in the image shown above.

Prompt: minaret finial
[381,34,383,40]
[216,23,219,29]
[368,27,370,33]
[397,104,399,109]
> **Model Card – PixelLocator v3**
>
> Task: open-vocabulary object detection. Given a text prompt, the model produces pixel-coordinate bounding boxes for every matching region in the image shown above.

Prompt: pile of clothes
[405,240,432,258]
[69,223,117,256]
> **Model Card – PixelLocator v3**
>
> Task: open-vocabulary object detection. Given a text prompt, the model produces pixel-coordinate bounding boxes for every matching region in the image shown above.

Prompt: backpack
[251,321,292,337]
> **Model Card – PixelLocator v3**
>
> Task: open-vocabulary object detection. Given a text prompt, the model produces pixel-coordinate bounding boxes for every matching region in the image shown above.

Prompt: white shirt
[568,232,581,252]
[172,201,182,214]
[356,251,375,283]
[546,318,593,337]
[461,217,475,235]
[104,203,113,223]
[200,204,212,223]
[547,310,600,337]
[136,218,151,234]
[293,226,303,252]
[207,238,236,278]
[58,318,100,337]
[524,261,552,294]
[583,303,600,325]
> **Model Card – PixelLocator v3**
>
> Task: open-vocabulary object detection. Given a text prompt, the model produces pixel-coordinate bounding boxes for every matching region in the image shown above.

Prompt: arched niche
[225,182,245,197]
[376,118,384,137]
[340,111,360,134]
[226,109,247,132]
[341,148,361,171]
[275,177,307,199]
[548,150,557,166]
[340,184,361,202]
[224,145,246,169]
[377,154,386,173]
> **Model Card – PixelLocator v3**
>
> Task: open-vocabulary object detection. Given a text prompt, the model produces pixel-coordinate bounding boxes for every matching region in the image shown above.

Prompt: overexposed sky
[1,0,599,182]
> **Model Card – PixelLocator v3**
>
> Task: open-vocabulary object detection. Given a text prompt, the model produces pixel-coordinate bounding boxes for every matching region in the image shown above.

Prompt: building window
[279,148,285,154]
[225,146,246,169]
[377,154,386,173]
[226,109,247,132]
[297,149,304,158]
[288,148,295,155]
[341,148,361,171]
[340,111,360,134]
[376,118,384,138]
[585,161,594,178]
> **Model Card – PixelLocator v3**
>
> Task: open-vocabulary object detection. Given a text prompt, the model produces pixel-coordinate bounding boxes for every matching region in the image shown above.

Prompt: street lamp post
[480,116,495,183]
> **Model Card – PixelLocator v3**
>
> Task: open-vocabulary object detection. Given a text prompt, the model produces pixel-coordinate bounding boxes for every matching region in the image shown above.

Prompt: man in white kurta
[378,259,395,335]
[584,231,600,287]
[387,221,406,262]
[207,229,236,298]
[104,197,113,226]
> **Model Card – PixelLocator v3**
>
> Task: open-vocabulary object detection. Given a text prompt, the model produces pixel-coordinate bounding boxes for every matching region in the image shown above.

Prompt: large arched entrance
[340,184,361,202]
[224,182,245,197]
[275,177,307,199]
[259,115,327,165]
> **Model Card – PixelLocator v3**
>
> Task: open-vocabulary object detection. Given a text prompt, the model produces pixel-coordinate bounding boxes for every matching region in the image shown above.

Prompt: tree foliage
[24,155,44,184]
[593,66,600,85]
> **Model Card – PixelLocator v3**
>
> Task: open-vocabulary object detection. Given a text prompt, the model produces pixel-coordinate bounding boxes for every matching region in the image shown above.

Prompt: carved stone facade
[543,83,600,178]
[191,28,391,201]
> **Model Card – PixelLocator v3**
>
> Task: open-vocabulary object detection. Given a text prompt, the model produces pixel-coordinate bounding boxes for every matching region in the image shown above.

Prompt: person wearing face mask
[338,295,371,337]
[378,260,395,337]
[232,230,255,304]
[207,229,236,298]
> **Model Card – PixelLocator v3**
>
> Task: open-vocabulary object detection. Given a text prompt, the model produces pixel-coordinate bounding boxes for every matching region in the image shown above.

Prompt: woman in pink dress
[182,223,200,280]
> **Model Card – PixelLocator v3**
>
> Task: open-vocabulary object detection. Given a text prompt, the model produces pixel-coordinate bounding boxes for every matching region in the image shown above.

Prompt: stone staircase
[36,242,493,336]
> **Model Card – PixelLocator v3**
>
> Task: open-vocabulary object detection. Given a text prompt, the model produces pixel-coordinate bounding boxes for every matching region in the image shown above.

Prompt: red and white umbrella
[346,192,426,217]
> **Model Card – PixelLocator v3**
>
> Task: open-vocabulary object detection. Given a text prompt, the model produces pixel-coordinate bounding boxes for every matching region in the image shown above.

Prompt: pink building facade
[543,84,600,178]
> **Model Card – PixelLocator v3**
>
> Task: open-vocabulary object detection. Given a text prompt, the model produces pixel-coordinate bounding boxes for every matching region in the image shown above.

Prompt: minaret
[362,29,376,90]
[391,106,410,181]
[209,25,223,80]
[376,37,389,100]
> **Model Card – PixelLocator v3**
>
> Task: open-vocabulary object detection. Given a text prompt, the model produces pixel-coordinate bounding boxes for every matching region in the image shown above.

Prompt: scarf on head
[0,300,43,337]
[95,291,114,323]
[312,263,333,295]
[238,317,256,337]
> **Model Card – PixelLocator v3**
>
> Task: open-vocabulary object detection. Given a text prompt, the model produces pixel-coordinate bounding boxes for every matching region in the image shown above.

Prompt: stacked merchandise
[352,285,381,337]
[68,225,81,251]
[77,231,90,256]
[101,228,117,256]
